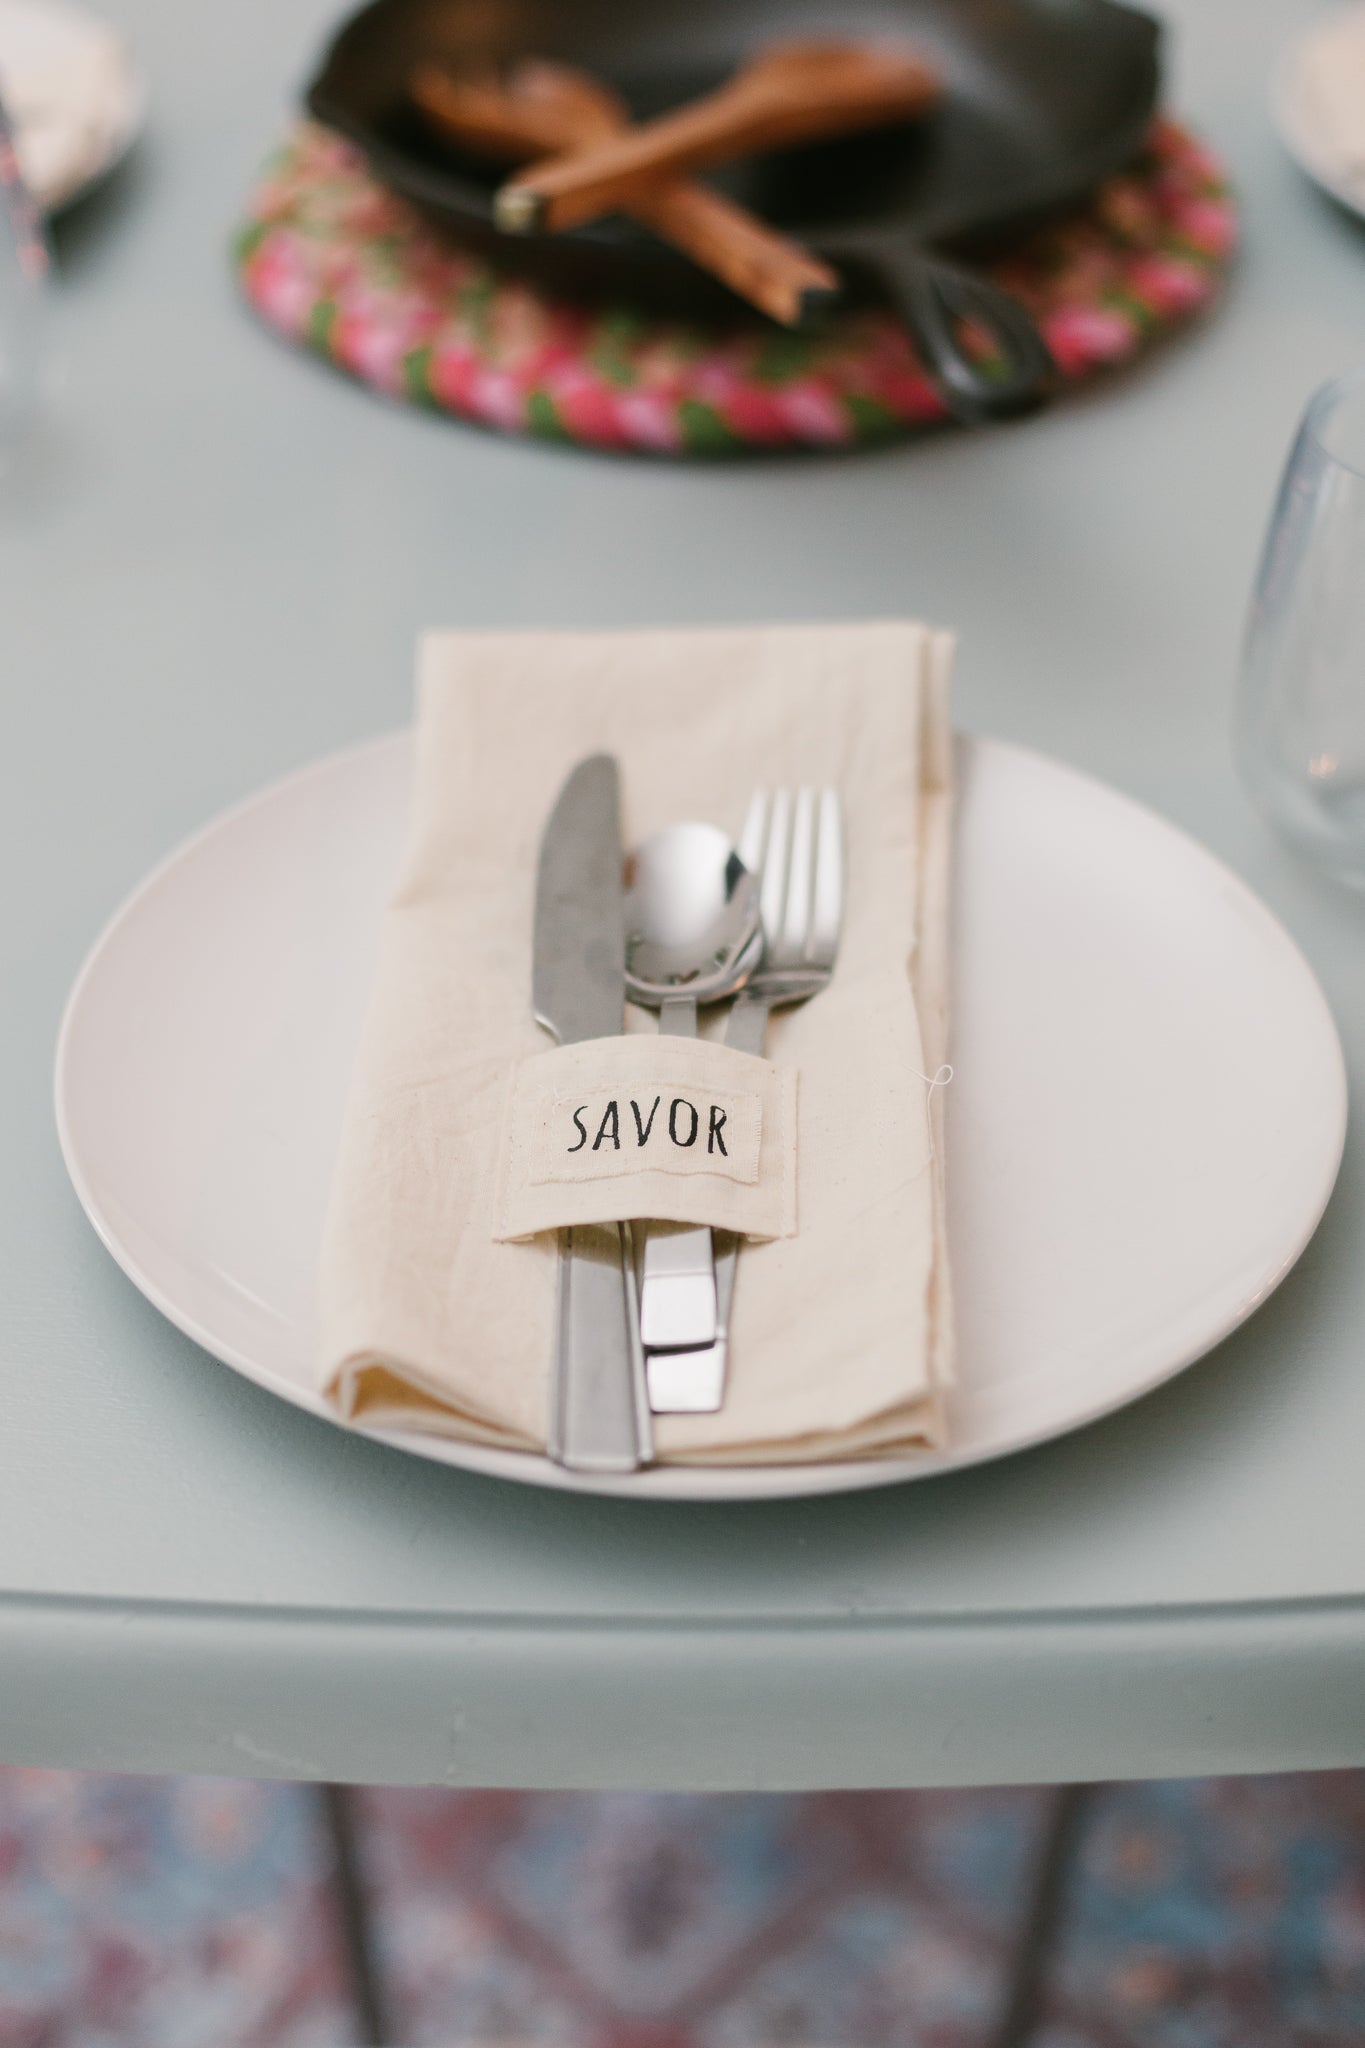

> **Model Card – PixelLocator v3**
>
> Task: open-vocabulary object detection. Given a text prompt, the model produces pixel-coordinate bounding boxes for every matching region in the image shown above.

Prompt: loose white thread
[912,1064,954,1158]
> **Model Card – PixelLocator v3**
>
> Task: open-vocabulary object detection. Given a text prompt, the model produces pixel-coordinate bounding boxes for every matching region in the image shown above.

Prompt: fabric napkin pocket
[492,1035,798,1243]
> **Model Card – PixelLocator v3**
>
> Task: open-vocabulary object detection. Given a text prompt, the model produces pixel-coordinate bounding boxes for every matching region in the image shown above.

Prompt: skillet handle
[874,245,1055,423]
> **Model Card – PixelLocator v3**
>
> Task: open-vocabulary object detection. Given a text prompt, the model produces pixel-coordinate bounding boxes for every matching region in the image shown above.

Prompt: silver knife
[533,755,652,1472]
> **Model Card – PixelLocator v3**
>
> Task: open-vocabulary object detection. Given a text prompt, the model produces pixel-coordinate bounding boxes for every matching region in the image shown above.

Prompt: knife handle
[548,1222,652,1472]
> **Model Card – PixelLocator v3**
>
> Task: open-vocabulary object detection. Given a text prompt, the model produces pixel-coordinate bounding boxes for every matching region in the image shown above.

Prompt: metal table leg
[317,1783,395,2046]
[987,1783,1093,2048]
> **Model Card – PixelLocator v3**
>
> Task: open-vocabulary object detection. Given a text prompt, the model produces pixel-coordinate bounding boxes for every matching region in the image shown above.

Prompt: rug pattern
[1,1772,1363,2045]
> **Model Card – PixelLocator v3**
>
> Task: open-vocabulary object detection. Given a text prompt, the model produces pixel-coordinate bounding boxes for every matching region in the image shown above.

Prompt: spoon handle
[643,992,770,1414]
[637,995,720,1353]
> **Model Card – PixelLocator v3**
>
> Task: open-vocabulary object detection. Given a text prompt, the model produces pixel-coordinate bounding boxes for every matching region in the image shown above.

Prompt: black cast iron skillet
[307,0,1161,424]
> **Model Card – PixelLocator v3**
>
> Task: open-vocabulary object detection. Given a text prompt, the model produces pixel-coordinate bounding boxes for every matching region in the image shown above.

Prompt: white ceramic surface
[0,0,144,212]
[1273,5,1365,221]
[54,732,1348,1502]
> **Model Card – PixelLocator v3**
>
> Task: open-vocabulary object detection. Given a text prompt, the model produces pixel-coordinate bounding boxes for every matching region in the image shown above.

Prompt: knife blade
[533,755,651,1472]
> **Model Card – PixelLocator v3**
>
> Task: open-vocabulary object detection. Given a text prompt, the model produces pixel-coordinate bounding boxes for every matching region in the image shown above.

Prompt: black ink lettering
[567,1107,588,1154]
[592,1101,620,1151]
[707,1104,728,1157]
[669,1097,699,1148]
[630,1096,661,1147]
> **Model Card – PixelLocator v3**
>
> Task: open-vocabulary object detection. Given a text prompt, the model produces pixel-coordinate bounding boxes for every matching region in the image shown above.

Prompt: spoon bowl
[625,821,762,1008]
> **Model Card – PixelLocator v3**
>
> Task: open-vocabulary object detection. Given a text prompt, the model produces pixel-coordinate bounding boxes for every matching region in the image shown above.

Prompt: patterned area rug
[0,1771,1362,2045]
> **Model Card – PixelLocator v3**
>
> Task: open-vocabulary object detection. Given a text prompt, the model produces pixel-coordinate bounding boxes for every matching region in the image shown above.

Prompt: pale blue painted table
[2,0,1363,1793]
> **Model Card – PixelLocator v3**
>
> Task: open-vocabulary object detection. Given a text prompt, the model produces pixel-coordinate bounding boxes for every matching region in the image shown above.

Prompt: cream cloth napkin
[0,0,134,210]
[317,621,954,1464]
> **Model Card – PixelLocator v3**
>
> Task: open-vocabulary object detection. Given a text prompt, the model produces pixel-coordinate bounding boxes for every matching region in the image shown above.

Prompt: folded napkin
[317,621,954,1464]
[0,0,132,210]
[1292,10,1365,202]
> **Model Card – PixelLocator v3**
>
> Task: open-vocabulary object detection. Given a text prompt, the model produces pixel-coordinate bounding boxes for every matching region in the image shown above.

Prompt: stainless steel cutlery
[533,760,843,1464]
[644,786,845,1416]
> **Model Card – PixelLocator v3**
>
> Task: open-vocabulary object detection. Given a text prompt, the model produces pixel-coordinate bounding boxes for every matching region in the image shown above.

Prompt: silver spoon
[626,823,761,1009]
[625,822,762,1355]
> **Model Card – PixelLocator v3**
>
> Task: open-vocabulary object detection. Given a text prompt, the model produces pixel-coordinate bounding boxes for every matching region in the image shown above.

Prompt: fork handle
[722,989,772,1059]
[708,990,771,1354]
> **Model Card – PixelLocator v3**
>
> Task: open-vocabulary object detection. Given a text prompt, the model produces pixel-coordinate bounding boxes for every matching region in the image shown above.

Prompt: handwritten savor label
[567,1092,730,1157]
[541,1082,761,1187]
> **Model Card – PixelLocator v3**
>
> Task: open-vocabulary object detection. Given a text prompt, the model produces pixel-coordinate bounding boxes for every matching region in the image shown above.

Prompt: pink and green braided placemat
[234,118,1236,455]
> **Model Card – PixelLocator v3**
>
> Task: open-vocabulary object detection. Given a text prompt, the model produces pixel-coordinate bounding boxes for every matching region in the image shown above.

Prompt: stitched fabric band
[493,1036,796,1242]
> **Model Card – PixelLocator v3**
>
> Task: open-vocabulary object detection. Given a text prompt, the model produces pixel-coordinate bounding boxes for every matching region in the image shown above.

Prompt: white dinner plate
[55,734,1347,1501]
[1272,4,1365,223]
[0,0,144,214]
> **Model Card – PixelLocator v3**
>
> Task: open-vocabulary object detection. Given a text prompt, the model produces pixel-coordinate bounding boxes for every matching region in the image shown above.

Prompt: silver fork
[645,785,845,1415]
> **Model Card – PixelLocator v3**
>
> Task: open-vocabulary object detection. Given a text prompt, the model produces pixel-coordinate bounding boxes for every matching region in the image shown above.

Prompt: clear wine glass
[0,86,49,445]
[1235,366,1365,886]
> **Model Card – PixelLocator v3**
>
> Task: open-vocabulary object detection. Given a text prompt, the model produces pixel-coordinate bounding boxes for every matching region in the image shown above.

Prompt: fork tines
[740,785,843,979]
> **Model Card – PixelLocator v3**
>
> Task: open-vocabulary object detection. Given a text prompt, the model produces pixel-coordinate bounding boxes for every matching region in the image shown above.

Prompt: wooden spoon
[494,38,941,236]
[411,59,840,327]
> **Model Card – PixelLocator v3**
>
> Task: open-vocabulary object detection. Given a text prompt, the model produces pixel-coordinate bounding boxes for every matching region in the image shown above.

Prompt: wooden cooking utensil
[494,38,941,236]
[411,59,840,326]
[412,60,615,160]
